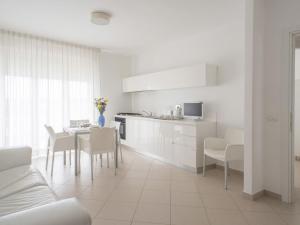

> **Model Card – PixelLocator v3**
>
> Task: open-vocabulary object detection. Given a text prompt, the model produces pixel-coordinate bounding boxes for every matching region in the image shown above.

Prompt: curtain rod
[0,29,102,52]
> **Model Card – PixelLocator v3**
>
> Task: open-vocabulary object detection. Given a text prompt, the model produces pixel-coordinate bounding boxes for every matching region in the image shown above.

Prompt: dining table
[64,126,119,176]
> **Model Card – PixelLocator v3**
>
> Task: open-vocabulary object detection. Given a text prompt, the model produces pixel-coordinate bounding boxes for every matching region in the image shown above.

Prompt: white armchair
[44,125,75,176]
[203,128,244,189]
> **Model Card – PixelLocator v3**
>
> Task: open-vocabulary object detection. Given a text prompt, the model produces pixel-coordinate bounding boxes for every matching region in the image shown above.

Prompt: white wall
[130,20,245,171]
[244,0,265,196]
[295,80,300,157]
[247,0,300,201]
[100,52,132,123]
[262,0,300,199]
[295,49,300,80]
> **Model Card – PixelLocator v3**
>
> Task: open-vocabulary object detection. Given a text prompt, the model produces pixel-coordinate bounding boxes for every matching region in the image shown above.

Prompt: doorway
[293,35,300,202]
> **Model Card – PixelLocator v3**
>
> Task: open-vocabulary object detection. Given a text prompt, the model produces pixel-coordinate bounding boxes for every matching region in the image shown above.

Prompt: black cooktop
[117,112,142,116]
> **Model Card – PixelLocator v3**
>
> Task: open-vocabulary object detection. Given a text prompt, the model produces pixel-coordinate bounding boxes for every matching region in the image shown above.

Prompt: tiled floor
[33,148,300,225]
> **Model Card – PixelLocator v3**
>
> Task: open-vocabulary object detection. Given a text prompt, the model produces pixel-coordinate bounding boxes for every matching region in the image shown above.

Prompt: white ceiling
[0,0,244,54]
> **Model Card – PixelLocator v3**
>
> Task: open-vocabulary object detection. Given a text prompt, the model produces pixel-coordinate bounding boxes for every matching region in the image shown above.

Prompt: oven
[115,116,126,140]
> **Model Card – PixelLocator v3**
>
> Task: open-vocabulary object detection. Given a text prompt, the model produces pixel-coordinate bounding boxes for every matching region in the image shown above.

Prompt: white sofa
[0,146,91,225]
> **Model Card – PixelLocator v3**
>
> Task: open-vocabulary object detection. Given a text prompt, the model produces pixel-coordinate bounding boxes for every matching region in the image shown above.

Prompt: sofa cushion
[0,165,47,199]
[0,186,57,217]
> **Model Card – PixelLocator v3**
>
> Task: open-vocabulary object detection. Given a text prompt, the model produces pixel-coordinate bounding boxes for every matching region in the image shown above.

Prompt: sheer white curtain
[0,30,101,156]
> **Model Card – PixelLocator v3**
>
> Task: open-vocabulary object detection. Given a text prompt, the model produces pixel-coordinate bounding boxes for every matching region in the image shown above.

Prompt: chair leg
[114,152,117,176]
[120,142,123,162]
[202,154,206,177]
[79,150,81,170]
[69,150,71,166]
[224,161,228,190]
[227,161,230,176]
[51,152,55,177]
[107,153,109,168]
[90,154,94,181]
[63,151,66,165]
[45,148,50,171]
[100,154,103,168]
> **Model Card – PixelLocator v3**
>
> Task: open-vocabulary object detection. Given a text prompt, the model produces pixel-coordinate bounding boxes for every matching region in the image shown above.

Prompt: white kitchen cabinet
[121,116,216,173]
[123,64,217,93]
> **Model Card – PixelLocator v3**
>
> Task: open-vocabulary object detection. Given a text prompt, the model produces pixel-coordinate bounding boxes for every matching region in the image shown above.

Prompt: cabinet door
[158,123,175,161]
[124,118,139,149]
[174,144,196,168]
[138,119,154,154]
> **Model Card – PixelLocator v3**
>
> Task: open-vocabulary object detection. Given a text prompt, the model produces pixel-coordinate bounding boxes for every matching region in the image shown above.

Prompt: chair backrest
[44,125,56,144]
[70,120,90,128]
[224,128,244,145]
[90,127,116,154]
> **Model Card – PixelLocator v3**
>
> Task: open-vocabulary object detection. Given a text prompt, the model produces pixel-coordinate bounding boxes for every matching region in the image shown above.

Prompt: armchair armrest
[54,135,75,150]
[0,198,92,225]
[225,144,244,161]
[0,146,32,172]
[204,137,227,150]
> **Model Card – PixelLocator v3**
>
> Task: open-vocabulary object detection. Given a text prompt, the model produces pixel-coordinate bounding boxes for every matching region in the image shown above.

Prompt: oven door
[115,117,126,140]
[119,122,125,140]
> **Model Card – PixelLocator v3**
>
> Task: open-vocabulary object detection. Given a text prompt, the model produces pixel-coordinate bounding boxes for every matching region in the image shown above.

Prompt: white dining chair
[44,125,75,176]
[78,127,117,180]
[110,121,123,162]
[203,128,244,190]
[70,120,90,128]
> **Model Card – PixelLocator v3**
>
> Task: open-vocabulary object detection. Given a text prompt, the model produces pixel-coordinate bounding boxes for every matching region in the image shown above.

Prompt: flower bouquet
[94,97,108,127]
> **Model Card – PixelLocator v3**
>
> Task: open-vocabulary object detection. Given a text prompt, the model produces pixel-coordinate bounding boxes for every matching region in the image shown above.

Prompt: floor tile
[171,205,209,225]
[78,198,105,218]
[108,188,142,203]
[97,201,137,221]
[144,179,170,191]
[231,193,273,212]
[171,181,198,193]
[264,197,300,214]
[134,203,170,224]
[92,218,131,225]
[140,190,170,204]
[206,209,248,225]
[132,222,168,225]
[243,211,287,225]
[79,186,113,201]
[116,178,145,190]
[171,191,203,207]
[279,213,300,225]
[202,193,238,210]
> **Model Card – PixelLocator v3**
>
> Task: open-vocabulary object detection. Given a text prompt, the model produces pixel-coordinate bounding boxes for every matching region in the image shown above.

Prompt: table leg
[75,133,78,176]
[115,129,118,169]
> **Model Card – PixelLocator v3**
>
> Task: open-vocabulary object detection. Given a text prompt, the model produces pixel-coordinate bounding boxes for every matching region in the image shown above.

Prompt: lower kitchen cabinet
[121,116,216,173]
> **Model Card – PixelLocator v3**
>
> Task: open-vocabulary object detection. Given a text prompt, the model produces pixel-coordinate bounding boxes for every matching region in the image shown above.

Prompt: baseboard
[264,190,281,199]
[243,190,265,200]
[243,189,281,201]
[215,164,244,176]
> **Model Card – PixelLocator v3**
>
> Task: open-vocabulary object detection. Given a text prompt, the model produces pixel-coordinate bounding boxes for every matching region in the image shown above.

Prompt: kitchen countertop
[115,114,215,126]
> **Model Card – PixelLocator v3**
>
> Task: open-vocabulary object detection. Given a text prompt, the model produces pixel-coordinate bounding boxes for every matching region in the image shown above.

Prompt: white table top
[64,127,91,134]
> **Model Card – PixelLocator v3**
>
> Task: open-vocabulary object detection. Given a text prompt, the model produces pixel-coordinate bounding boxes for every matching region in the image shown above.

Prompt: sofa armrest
[0,198,91,225]
[0,146,32,172]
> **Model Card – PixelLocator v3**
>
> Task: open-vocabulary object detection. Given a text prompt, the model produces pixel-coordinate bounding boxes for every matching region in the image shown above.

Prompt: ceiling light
[91,11,111,25]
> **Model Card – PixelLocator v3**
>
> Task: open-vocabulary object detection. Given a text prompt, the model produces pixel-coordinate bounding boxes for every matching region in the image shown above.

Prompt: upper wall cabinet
[122,64,217,93]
